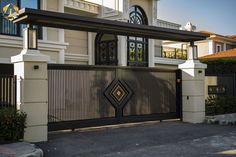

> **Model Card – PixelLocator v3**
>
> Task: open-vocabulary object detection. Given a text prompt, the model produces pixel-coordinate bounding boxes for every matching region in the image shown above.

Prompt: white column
[148,0,157,67]
[58,0,65,63]
[88,32,93,65]
[208,40,214,54]
[223,43,227,51]
[148,39,155,67]
[178,46,207,123]
[119,36,127,66]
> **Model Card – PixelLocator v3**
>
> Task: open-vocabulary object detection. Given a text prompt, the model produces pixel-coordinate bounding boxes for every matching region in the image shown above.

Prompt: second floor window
[0,0,41,37]
[127,5,148,67]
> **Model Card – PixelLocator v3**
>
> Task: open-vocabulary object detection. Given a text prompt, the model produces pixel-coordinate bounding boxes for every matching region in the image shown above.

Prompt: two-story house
[0,0,159,66]
[0,0,198,72]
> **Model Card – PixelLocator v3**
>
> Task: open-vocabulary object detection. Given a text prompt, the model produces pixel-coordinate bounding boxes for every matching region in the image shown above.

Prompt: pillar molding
[11,49,50,142]
[179,59,207,123]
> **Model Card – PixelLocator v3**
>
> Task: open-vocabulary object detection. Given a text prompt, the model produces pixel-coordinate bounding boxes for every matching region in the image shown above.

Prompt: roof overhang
[12,8,208,42]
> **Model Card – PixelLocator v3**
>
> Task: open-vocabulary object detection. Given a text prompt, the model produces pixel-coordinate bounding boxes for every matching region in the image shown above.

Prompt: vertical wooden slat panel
[47,65,178,131]
[0,75,16,109]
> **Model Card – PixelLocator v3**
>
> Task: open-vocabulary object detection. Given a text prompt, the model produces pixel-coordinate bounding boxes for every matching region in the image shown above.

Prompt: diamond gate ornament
[104,79,133,108]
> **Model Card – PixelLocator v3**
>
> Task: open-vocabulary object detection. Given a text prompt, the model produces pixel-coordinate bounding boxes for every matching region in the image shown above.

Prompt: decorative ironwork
[104,79,133,108]
[95,33,118,65]
[127,6,148,67]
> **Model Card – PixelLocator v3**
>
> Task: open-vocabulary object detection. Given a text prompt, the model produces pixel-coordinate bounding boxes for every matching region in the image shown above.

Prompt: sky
[158,0,236,35]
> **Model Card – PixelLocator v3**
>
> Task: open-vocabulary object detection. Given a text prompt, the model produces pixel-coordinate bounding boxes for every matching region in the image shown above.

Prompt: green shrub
[206,95,236,116]
[0,108,27,141]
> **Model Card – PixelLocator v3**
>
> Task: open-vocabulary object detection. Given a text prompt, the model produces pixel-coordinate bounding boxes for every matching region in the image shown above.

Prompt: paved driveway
[36,121,236,157]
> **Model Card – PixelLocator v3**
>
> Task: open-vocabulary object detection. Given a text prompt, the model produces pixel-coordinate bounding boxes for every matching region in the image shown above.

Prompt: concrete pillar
[178,46,207,123]
[11,29,50,142]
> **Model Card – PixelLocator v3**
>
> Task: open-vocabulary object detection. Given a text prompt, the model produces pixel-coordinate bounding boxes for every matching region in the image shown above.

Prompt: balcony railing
[64,0,99,15]
[155,45,187,60]
[0,14,19,36]
[0,15,42,39]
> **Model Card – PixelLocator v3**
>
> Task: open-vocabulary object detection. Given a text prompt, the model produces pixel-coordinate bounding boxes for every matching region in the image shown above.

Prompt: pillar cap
[11,49,50,63]
[178,60,207,69]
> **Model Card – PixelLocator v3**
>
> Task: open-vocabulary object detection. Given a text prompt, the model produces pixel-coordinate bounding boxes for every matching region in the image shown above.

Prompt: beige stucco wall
[65,30,88,55]
[46,0,59,42]
[0,47,22,59]
[41,50,59,63]
[195,41,209,57]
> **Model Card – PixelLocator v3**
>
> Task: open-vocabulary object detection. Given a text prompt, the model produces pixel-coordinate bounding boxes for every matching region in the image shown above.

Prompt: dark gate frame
[10,8,207,131]
[48,64,182,131]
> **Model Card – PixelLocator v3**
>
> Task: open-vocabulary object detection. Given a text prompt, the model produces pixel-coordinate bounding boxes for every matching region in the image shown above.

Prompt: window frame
[95,33,118,65]
[127,5,148,67]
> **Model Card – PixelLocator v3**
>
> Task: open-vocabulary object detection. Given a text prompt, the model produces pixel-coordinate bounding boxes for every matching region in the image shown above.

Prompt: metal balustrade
[155,45,187,60]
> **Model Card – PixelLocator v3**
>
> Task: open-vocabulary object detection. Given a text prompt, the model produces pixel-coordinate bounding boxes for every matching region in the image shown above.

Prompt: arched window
[95,33,118,65]
[127,6,148,67]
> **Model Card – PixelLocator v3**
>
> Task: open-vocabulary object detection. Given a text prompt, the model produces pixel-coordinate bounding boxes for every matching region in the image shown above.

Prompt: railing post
[11,25,50,142]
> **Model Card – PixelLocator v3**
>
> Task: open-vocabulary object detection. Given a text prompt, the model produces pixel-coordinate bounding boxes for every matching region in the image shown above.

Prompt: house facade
[0,0,209,142]
[0,0,195,70]
[0,0,162,67]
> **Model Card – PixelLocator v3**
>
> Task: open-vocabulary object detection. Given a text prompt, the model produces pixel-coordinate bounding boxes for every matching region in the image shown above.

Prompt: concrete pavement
[36,121,236,157]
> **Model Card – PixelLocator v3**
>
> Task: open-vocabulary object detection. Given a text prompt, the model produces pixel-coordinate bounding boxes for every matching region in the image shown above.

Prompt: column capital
[178,60,207,69]
[11,49,50,63]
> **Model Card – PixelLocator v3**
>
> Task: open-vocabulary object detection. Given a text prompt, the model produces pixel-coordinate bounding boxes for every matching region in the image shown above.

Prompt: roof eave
[13,8,209,42]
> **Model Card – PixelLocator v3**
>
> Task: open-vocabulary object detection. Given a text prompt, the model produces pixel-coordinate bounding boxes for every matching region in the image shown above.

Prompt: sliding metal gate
[48,64,181,131]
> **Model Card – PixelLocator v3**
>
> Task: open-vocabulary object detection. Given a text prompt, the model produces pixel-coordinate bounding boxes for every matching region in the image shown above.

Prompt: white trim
[0,35,68,52]
[102,0,119,18]
[208,40,214,55]
[65,53,89,62]
[64,0,99,15]
[154,57,186,65]
[0,58,11,63]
